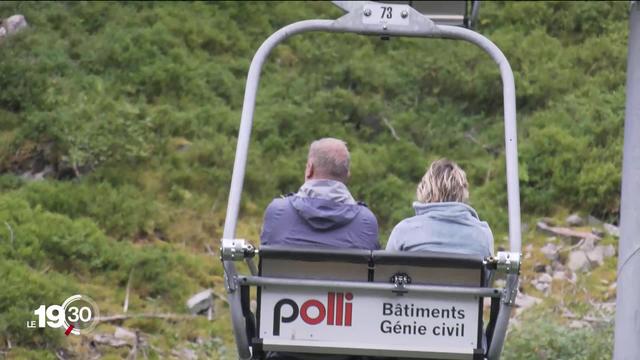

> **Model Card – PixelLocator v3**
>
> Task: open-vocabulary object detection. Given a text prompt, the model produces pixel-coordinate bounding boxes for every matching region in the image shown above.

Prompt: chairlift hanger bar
[221,2,522,359]
[223,0,521,253]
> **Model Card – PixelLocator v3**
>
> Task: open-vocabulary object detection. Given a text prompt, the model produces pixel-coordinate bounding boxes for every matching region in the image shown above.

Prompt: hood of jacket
[412,201,481,223]
[289,179,361,230]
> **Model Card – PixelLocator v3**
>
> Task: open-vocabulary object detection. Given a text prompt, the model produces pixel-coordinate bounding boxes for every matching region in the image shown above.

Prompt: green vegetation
[0,1,626,358]
[503,309,613,360]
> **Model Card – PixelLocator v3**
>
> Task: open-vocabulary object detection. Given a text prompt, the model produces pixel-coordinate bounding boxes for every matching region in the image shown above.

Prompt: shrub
[503,311,613,360]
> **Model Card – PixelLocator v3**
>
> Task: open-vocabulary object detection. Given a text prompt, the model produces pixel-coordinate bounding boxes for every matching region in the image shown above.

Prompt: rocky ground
[509,213,618,330]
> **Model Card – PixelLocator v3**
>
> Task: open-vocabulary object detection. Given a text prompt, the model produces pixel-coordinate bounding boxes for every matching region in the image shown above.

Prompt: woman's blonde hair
[416,159,469,203]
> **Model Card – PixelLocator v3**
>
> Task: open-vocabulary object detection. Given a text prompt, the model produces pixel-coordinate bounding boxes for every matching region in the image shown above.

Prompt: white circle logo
[30,294,100,336]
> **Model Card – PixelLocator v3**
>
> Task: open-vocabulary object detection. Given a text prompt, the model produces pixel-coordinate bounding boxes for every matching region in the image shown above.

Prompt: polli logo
[273,292,353,335]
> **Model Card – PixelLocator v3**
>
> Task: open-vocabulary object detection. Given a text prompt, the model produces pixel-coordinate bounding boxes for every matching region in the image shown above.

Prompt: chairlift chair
[220,1,522,359]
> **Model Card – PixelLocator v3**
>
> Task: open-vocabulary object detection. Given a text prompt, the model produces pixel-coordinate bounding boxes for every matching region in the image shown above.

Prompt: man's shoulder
[263,196,295,223]
[266,194,293,209]
[355,201,377,223]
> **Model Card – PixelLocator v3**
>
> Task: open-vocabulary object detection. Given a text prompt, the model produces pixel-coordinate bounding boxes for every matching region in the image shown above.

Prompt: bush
[0,193,124,274]
[503,311,613,360]
[0,260,73,349]
[16,181,159,240]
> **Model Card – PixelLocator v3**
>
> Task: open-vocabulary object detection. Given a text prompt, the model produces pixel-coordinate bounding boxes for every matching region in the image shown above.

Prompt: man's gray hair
[308,138,351,183]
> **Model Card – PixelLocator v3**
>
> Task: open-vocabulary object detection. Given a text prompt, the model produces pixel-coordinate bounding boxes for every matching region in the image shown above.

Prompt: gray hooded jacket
[386,202,494,257]
[260,180,380,250]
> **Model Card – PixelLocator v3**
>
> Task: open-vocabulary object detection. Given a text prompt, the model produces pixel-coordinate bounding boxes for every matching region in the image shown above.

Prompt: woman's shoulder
[392,214,431,234]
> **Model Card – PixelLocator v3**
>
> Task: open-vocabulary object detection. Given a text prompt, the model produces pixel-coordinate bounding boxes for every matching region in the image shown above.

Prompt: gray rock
[539,217,557,227]
[187,289,213,315]
[578,237,597,252]
[524,244,534,260]
[602,244,616,258]
[20,165,55,182]
[3,15,27,32]
[114,327,136,340]
[594,301,616,315]
[591,228,605,238]
[586,245,616,267]
[568,251,591,272]
[587,215,604,226]
[566,213,584,227]
[515,292,542,316]
[568,320,588,329]
[604,223,620,238]
[553,271,567,281]
[586,247,605,266]
[532,273,553,294]
[539,273,553,283]
[540,243,560,261]
[568,271,578,283]
[172,348,198,360]
[551,260,565,272]
[92,333,129,348]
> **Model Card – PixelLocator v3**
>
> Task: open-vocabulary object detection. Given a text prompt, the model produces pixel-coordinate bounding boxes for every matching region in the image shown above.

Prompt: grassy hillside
[0,1,627,359]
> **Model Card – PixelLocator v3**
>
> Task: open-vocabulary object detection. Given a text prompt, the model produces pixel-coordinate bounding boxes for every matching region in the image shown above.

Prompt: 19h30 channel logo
[26,294,100,336]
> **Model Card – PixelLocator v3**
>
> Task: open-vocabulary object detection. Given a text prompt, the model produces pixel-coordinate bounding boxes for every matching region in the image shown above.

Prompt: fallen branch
[381,117,400,141]
[562,312,613,323]
[126,331,140,360]
[558,239,585,253]
[536,221,601,242]
[55,350,67,360]
[123,269,134,313]
[95,313,198,323]
[204,244,216,257]
[92,334,131,348]
[4,221,14,247]
[464,132,499,156]
[211,197,220,212]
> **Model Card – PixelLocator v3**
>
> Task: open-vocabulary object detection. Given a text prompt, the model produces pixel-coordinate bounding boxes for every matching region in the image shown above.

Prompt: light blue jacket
[386,202,494,257]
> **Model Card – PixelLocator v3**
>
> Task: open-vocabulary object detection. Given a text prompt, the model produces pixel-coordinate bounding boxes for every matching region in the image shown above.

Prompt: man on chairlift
[260,137,380,250]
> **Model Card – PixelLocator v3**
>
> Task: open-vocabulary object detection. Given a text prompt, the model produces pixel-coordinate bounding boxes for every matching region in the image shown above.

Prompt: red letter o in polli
[300,300,326,325]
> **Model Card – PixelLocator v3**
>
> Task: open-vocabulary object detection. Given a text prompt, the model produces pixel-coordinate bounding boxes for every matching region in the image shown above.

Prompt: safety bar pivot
[221,238,258,261]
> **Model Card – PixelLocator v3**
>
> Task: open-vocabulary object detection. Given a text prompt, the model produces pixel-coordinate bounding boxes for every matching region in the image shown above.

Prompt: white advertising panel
[259,285,480,358]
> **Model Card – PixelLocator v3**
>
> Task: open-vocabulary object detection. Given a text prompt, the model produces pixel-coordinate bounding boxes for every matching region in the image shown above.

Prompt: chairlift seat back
[255,247,486,359]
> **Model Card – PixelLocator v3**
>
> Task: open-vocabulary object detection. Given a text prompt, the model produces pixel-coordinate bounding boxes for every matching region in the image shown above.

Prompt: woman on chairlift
[386,158,494,259]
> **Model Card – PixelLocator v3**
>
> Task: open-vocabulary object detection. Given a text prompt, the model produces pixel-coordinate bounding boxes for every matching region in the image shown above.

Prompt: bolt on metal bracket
[221,239,257,261]
[485,251,521,275]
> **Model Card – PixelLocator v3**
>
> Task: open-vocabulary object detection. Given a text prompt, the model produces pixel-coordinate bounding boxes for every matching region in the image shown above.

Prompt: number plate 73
[362,4,411,26]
